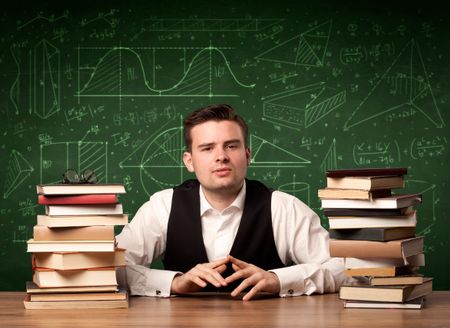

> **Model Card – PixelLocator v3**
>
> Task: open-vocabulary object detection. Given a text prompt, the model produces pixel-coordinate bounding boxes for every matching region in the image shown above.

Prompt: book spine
[38,194,118,205]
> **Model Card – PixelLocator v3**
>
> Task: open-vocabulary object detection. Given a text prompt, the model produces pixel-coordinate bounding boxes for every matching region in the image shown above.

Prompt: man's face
[183,120,250,196]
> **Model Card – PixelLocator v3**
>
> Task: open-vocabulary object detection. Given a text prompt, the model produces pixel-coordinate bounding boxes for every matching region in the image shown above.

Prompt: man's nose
[215,148,229,162]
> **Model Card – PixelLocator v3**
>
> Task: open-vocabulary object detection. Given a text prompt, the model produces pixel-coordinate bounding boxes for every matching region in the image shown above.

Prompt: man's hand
[170,258,228,295]
[225,255,281,301]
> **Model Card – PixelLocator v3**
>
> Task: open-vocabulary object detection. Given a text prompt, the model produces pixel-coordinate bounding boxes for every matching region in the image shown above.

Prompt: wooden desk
[1,291,450,327]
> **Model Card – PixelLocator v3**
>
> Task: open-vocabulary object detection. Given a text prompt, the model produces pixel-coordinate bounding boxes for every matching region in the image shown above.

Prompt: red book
[38,194,118,205]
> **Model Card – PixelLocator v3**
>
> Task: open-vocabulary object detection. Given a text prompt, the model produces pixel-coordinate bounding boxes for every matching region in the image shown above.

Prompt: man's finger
[230,275,258,297]
[194,265,227,287]
[227,255,248,268]
[206,257,230,269]
[242,280,266,301]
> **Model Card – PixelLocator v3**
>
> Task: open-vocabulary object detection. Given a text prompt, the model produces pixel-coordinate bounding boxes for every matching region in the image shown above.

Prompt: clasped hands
[170,255,280,301]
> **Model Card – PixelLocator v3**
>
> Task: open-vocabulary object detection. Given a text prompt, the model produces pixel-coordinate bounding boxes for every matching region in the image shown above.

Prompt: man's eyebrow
[197,142,215,148]
[224,139,242,145]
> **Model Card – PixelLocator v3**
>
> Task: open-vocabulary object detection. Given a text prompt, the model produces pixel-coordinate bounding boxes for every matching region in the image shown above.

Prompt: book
[38,194,118,205]
[326,176,404,190]
[318,188,391,200]
[343,297,425,309]
[26,281,118,294]
[345,265,415,277]
[339,278,433,303]
[24,293,128,309]
[321,194,422,209]
[33,225,115,241]
[329,236,424,259]
[323,207,414,217]
[32,249,126,270]
[32,267,117,288]
[45,203,123,216]
[27,239,115,252]
[36,183,126,195]
[326,167,407,178]
[369,275,426,286]
[37,214,128,227]
[29,290,127,302]
[344,253,425,269]
[329,227,416,241]
[328,213,417,230]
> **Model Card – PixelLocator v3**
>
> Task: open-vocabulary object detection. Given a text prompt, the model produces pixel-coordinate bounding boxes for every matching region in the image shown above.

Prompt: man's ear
[245,147,251,166]
[183,151,195,173]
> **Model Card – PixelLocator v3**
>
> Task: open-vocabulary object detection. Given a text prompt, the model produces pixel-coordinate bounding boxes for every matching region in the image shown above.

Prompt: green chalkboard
[1,1,449,291]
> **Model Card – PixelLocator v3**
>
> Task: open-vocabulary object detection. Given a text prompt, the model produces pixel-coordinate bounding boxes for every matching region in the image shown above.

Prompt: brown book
[369,275,425,286]
[326,167,407,178]
[37,214,128,227]
[329,236,424,259]
[326,176,404,190]
[318,188,391,200]
[345,265,414,277]
[26,281,118,294]
[33,225,115,241]
[32,249,125,270]
[24,293,128,309]
[33,267,117,288]
[339,278,433,303]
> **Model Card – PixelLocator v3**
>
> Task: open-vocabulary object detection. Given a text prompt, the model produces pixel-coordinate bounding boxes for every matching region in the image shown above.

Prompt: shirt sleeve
[269,191,352,297]
[115,189,181,297]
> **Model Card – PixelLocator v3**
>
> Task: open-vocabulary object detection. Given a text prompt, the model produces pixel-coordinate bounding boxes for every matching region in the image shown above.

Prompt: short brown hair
[183,104,248,152]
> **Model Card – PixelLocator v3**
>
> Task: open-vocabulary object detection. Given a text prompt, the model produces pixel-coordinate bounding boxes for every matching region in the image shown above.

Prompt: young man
[116,104,347,301]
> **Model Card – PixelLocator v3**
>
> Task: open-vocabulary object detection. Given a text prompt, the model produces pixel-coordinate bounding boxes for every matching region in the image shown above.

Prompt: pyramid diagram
[344,39,444,130]
[255,21,332,67]
[3,150,34,199]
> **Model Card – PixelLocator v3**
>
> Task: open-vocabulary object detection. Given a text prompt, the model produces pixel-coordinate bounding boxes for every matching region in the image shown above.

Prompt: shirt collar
[199,180,246,216]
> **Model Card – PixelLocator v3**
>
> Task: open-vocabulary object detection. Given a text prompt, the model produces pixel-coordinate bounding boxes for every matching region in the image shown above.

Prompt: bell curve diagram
[76,44,255,99]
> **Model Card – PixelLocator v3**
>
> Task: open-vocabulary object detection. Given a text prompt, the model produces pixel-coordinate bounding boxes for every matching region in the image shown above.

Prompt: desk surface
[1,291,450,327]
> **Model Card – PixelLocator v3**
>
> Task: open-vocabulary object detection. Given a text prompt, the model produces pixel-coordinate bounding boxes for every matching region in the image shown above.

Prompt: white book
[344,253,425,269]
[37,214,128,227]
[321,194,422,209]
[45,204,123,216]
[33,268,117,288]
[27,239,115,252]
[328,212,416,229]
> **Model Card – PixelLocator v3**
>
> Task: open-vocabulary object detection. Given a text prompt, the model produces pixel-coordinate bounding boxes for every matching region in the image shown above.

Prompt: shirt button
[288,289,294,295]
[156,290,161,295]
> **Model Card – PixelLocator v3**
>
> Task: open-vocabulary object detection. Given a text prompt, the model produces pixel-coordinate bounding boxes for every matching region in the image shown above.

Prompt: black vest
[163,179,285,291]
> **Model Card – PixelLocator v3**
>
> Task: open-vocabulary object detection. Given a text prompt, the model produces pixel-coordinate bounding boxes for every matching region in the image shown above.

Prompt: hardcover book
[37,214,128,227]
[323,207,413,217]
[318,188,391,200]
[32,267,117,288]
[27,239,115,252]
[33,225,115,241]
[343,296,425,309]
[321,194,422,209]
[45,204,123,216]
[326,167,407,178]
[326,176,404,190]
[38,194,118,205]
[328,213,417,230]
[329,227,416,241]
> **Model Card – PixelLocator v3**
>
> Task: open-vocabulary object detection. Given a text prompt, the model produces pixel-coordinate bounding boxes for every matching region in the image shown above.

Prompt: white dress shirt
[116,181,348,297]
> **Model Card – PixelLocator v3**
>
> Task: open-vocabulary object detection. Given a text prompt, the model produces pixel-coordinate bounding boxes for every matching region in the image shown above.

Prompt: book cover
[321,194,422,209]
[38,194,118,205]
[345,265,415,277]
[344,253,425,269]
[323,207,413,217]
[326,176,404,190]
[36,184,126,195]
[328,213,417,230]
[343,296,425,309]
[24,293,128,309]
[339,278,433,303]
[32,249,126,270]
[32,267,118,288]
[369,275,425,286]
[29,289,127,302]
[26,281,118,294]
[33,225,115,241]
[329,236,424,259]
[329,227,416,241]
[326,167,407,178]
[27,239,115,253]
[318,188,391,200]
[45,203,123,216]
[37,214,128,227]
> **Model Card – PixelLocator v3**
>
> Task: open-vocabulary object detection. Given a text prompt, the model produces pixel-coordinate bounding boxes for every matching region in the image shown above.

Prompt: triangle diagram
[344,39,444,130]
[255,20,331,67]
[250,135,310,166]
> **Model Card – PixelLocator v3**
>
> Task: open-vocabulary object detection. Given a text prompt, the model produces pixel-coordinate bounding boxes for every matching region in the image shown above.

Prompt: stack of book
[319,167,433,309]
[24,183,129,309]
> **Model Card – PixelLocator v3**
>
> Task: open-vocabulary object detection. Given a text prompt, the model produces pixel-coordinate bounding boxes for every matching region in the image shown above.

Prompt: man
[116,104,347,301]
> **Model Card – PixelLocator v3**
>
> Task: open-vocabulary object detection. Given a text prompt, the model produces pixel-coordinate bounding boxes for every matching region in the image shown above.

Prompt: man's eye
[201,147,211,151]
[227,144,238,149]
